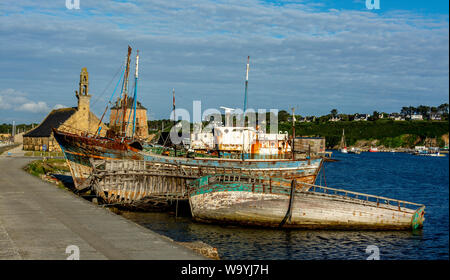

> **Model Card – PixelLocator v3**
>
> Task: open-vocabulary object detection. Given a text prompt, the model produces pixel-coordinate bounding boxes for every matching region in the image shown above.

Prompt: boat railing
[297,181,424,210]
[190,174,425,211]
[91,159,306,179]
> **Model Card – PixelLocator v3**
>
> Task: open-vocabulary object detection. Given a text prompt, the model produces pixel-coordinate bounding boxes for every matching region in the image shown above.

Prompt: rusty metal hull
[188,176,425,230]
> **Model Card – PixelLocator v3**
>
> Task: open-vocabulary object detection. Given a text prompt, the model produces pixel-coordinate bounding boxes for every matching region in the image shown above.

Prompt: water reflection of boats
[184,221,423,259]
[188,174,425,230]
[118,210,424,259]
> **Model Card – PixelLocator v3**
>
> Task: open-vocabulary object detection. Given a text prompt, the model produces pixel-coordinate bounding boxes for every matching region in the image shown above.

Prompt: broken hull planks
[188,178,425,230]
[93,171,188,208]
[53,129,143,189]
[89,159,321,207]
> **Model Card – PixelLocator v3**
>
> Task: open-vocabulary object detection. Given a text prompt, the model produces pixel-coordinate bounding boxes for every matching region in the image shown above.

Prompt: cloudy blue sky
[0,0,448,123]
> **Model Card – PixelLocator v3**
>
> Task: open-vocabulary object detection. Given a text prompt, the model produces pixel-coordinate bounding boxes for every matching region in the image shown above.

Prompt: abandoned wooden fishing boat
[188,175,426,230]
[53,128,144,189]
[87,157,322,209]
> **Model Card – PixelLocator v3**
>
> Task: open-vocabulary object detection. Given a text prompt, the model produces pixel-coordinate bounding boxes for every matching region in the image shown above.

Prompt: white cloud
[53,104,67,109]
[0,88,51,113]
[17,101,50,113]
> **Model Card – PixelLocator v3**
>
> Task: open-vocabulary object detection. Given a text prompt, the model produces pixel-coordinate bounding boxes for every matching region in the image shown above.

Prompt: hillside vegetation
[278,119,449,148]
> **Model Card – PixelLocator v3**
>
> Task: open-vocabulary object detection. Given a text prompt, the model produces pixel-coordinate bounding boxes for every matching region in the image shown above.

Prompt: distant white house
[299,116,316,123]
[430,113,442,121]
[329,116,341,122]
[410,114,423,120]
[353,114,370,121]
[389,113,405,121]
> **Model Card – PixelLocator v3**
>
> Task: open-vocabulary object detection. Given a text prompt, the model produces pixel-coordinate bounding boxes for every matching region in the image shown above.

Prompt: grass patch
[24,159,71,190]
[24,151,64,157]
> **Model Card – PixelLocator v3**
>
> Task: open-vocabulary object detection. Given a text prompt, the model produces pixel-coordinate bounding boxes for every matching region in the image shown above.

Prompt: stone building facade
[109,97,149,140]
[23,68,108,151]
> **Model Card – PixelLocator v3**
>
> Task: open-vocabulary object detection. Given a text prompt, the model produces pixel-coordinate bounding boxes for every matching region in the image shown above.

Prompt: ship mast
[242,56,250,161]
[121,46,132,137]
[340,129,346,149]
[243,56,250,112]
[131,50,139,139]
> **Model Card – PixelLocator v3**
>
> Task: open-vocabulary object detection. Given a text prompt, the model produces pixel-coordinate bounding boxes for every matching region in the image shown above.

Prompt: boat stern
[411,206,425,230]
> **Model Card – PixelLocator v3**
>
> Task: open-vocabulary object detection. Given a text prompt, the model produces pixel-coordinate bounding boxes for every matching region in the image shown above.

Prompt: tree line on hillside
[399,104,449,118]
[276,103,449,123]
[0,123,38,135]
[278,120,449,148]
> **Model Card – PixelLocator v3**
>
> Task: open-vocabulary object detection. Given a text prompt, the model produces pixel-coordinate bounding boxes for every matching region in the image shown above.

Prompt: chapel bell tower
[76,67,91,112]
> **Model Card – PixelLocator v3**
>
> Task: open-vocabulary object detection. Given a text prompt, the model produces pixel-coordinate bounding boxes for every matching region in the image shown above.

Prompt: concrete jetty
[0,157,205,260]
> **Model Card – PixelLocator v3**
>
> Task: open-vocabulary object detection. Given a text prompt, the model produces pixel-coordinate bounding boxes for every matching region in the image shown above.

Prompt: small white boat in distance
[339,129,348,153]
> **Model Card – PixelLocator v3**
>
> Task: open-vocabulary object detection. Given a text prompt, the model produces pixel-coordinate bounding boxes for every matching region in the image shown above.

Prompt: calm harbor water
[121,152,449,260]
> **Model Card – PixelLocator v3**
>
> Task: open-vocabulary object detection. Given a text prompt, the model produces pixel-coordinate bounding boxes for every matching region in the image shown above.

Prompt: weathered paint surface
[53,129,143,189]
[188,176,425,230]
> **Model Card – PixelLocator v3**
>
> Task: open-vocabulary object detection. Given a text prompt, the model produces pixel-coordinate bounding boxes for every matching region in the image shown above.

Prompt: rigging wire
[91,63,124,108]
[96,65,126,135]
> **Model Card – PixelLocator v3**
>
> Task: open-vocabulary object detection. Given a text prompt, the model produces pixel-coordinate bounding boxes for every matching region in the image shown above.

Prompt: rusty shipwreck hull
[188,175,426,230]
[53,129,143,190]
[89,159,322,208]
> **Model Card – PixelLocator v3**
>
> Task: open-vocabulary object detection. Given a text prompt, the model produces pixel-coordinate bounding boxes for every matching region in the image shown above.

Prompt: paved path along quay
[0,157,205,260]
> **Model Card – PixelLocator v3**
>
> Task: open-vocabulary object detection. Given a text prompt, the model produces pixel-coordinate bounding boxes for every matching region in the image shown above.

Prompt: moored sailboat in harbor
[339,129,348,153]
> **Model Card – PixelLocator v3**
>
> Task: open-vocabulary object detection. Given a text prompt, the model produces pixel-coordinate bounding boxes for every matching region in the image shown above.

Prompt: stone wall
[23,135,61,151]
